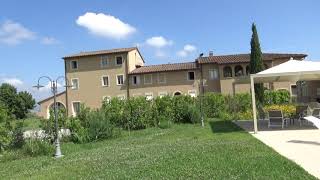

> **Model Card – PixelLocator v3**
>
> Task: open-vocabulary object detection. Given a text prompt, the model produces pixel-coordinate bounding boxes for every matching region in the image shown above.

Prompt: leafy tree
[0,102,9,123]
[0,83,18,115]
[0,83,35,119]
[16,91,36,119]
[250,23,264,104]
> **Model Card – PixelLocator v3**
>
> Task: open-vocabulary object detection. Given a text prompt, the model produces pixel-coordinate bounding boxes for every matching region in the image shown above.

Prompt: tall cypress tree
[250,23,264,104]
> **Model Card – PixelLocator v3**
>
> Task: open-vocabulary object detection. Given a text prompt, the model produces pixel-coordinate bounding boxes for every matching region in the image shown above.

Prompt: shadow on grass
[209,120,243,133]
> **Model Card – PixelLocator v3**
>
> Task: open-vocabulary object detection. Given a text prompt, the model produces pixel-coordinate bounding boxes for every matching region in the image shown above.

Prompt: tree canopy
[0,83,35,119]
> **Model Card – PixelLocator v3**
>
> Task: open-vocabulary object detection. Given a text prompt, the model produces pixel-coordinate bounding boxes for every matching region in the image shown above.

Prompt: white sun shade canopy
[251,60,320,83]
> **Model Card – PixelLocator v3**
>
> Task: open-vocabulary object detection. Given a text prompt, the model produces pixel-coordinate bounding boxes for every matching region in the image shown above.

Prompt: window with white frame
[209,69,219,80]
[116,75,124,85]
[71,78,79,90]
[188,90,197,97]
[132,75,140,85]
[144,74,152,84]
[117,95,125,100]
[158,92,168,98]
[72,102,80,116]
[101,76,109,87]
[188,71,195,81]
[116,56,123,66]
[100,56,108,68]
[70,60,78,70]
[145,93,153,101]
[158,73,166,83]
[103,96,111,103]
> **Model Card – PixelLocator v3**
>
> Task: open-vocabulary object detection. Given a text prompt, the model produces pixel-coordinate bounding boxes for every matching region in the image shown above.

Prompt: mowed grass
[0,120,316,179]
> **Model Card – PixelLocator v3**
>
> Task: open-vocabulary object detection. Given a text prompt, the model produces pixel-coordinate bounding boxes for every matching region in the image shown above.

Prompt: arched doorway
[47,102,66,119]
[174,91,182,96]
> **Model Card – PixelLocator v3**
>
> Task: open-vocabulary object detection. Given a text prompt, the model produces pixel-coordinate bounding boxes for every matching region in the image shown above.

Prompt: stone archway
[47,102,66,119]
[174,91,182,96]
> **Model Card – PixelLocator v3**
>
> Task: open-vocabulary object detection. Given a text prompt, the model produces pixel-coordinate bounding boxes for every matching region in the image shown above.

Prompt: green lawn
[0,120,315,179]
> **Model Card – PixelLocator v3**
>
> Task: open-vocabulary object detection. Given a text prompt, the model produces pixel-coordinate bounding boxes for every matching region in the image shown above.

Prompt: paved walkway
[235,120,320,179]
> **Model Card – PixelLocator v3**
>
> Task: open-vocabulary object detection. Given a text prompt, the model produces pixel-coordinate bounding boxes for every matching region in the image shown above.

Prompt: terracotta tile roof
[198,53,307,64]
[63,47,138,59]
[129,62,198,74]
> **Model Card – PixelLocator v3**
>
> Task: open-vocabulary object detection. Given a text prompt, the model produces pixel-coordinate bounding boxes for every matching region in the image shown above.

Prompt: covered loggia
[250,60,320,133]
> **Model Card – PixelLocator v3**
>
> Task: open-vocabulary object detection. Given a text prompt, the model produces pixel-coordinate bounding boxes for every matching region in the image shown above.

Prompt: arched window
[174,91,182,96]
[246,65,250,75]
[223,66,232,78]
[235,65,244,77]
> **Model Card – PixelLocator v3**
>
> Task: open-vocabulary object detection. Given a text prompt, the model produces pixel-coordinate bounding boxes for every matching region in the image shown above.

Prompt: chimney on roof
[209,51,214,56]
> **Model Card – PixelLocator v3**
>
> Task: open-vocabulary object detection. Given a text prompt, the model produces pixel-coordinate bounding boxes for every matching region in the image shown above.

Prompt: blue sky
[0,0,319,100]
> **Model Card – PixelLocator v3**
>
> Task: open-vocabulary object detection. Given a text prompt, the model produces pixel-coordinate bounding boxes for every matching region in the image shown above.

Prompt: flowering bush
[264,104,296,117]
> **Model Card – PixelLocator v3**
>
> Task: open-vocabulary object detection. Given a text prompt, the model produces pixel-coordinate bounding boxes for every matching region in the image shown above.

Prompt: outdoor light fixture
[196,79,205,127]
[33,76,72,158]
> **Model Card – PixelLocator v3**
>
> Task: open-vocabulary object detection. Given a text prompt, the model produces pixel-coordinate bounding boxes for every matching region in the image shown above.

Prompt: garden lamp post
[196,79,205,127]
[33,76,72,158]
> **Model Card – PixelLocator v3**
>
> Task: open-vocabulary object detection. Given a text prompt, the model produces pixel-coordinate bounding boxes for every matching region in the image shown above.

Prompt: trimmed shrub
[153,96,174,126]
[102,98,125,128]
[202,93,226,118]
[123,97,154,130]
[264,89,291,105]
[171,96,199,123]
[202,92,252,120]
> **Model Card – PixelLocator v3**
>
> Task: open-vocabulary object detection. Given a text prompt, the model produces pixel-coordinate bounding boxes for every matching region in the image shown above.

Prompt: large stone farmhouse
[37,47,307,118]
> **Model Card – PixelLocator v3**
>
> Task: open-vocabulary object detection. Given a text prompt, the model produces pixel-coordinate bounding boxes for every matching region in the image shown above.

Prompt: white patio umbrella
[250,60,320,133]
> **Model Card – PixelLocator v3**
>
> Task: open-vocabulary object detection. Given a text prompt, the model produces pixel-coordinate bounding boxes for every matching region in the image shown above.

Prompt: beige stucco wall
[37,92,66,119]
[38,54,304,117]
[201,64,221,93]
[129,70,200,98]
[128,49,144,72]
[217,59,303,95]
[65,52,129,116]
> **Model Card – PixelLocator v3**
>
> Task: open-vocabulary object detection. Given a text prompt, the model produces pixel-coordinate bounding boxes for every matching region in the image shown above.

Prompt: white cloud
[1,77,23,87]
[145,36,173,48]
[37,82,63,92]
[184,44,196,52]
[76,12,136,39]
[177,44,197,57]
[41,37,59,45]
[0,20,36,45]
[155,50,166,58]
